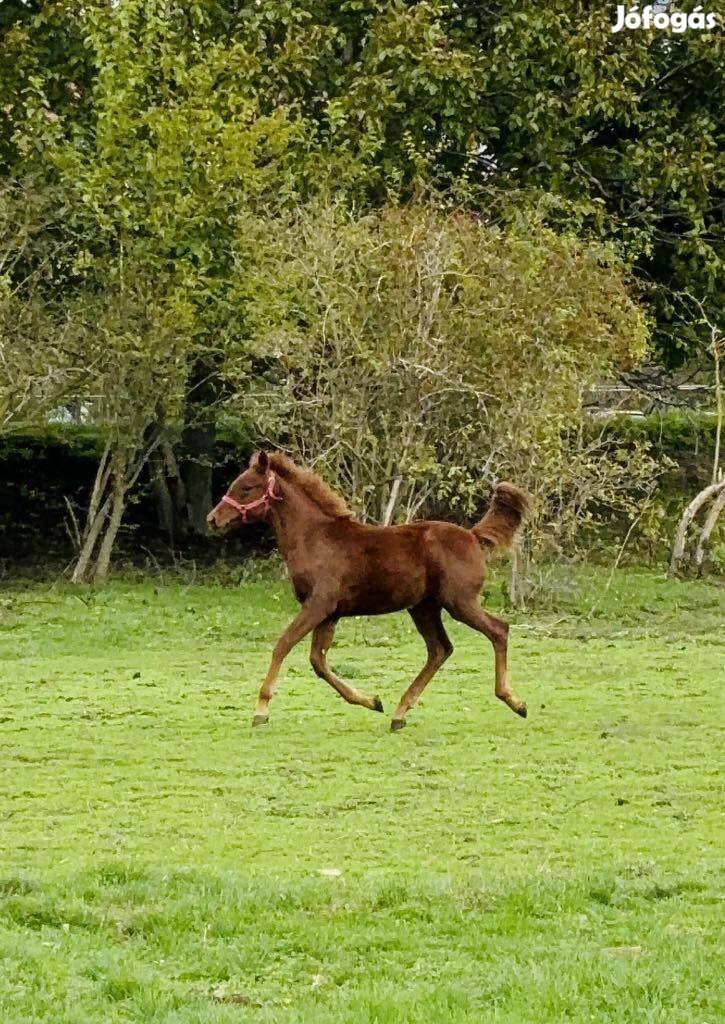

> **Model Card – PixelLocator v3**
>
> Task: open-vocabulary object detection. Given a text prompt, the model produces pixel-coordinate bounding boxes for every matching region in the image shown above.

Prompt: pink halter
[220,472,282,522]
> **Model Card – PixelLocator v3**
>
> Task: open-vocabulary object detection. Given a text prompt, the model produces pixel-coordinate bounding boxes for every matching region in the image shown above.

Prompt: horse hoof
[252,715,269,727]
[390,718,406,732]
[373,696,385,713]
[516,703,528,719]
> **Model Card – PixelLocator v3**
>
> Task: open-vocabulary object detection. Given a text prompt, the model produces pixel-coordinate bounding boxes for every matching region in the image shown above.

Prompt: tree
[4,2,721,363]
[2,1,717,578]
[0,182,81,431]
[443,2,723,365]
[60,252,193,582]
[243,199,656,555]
[2,0,312,570]
[668,308,724,576]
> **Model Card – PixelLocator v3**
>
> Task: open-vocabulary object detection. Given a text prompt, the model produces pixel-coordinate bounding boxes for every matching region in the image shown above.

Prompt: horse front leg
[310,619,384,714]
[253,600,331,725]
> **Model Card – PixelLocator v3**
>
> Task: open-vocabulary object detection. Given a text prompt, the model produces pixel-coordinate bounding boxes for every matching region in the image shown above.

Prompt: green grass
[0,567,723,1023]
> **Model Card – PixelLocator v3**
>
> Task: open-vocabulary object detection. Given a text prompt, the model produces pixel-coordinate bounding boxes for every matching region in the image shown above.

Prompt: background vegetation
[0,1,722,579]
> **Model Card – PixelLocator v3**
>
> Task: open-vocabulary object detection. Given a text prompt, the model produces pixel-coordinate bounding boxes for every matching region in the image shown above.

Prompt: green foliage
[601,410,720,456]
[1,1,719,571]
[444,3,723,360]
[0,423,104,459]
[245,199,654,546]
[593,411,721,553]
[0,569,723,1021]
[2,2,326,576]
[2,1,720,360]
[3,1,314,359]
[0,183,79,430]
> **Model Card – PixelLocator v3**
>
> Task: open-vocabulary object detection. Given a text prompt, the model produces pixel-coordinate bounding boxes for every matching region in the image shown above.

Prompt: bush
[244,200,655,553]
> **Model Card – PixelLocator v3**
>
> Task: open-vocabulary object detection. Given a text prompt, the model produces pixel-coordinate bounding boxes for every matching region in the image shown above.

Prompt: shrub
[244,200,655,553]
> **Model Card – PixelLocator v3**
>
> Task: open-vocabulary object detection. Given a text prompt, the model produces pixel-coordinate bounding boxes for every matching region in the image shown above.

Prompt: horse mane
[269,453,352,519]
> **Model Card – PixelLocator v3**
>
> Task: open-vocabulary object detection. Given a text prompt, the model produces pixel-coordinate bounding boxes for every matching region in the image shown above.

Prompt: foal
[207,451,531,731]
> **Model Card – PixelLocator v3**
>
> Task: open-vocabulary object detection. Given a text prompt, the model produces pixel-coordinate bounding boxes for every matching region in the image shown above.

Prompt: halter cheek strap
[220,472,282,522]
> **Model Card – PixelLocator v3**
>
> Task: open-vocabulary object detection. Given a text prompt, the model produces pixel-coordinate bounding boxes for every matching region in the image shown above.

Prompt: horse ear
[250,450,269,472]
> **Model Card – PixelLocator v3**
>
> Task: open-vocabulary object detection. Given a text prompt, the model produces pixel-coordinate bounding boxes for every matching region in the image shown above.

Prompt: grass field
[1,566,723,1023]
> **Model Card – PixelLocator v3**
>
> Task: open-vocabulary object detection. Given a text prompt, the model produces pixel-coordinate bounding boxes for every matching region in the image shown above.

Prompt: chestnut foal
[207,451,531,731]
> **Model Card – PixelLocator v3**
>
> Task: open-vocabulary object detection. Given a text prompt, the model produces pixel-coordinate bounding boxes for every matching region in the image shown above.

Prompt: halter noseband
[220,472,282,522]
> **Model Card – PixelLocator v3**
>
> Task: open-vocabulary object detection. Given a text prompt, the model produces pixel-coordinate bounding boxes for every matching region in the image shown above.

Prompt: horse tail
[471,482,532,551]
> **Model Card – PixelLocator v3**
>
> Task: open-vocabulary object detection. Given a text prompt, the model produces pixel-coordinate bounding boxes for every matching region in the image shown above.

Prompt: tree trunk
[181,429,214,536]
[86,439,112,531]
[71,439,158,583]
[93,472,127,583]
[149,441,186,540]
[669,480,725,576]
[693,483,725,575]
[162,440,186,529]
[180,360,217,537]
[70,493,111,582]
[149,447,175,538]
[711,336,722,484]
[382,476,403,526]
[509,545,526,609]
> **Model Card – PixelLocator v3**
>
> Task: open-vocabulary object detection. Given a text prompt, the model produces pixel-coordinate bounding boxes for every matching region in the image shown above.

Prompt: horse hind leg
[310,620,384,714]
[390,601,452,732]
[446,599,527,718]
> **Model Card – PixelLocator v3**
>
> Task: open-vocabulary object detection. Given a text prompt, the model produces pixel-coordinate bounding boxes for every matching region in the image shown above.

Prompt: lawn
[0,566,723,1023]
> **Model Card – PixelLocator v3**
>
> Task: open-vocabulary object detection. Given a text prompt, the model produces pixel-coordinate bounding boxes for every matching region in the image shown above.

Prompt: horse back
[321,518,485,615]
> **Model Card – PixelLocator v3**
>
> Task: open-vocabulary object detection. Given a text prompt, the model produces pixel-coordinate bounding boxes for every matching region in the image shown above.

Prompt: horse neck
[269,479,333,561]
